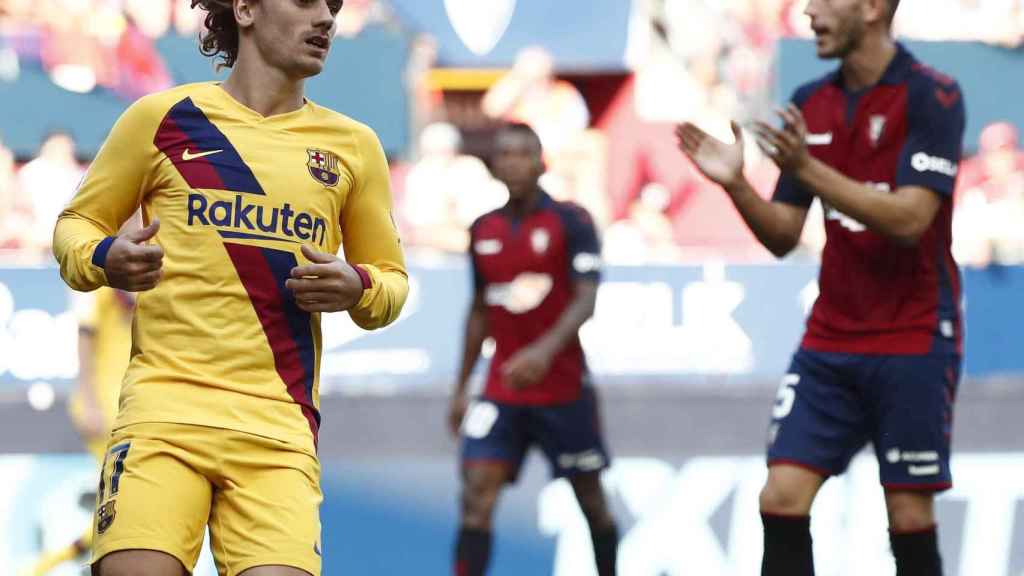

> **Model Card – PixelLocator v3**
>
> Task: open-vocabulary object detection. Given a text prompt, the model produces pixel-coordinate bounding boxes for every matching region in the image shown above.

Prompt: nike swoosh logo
[182,148,224,161]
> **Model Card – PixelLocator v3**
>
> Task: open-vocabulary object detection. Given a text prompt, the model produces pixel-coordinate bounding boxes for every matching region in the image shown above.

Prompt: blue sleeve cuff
[91,236,116,269]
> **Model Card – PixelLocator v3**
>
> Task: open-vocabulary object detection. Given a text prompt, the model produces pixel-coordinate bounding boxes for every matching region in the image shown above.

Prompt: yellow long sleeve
[343,127,408,330]
[53,98,158,291]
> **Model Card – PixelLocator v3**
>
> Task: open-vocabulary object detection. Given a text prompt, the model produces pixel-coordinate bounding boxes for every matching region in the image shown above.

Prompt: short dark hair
[887,0,900,22]
[191,0,239,69]
[496,122,543,154]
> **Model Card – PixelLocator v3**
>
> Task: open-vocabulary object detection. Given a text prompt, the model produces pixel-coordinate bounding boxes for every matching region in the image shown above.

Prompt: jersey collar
[502,188,554,218]
[828,42,915,89]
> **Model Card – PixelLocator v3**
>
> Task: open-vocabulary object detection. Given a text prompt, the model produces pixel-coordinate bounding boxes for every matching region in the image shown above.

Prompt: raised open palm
[675,121,745,188]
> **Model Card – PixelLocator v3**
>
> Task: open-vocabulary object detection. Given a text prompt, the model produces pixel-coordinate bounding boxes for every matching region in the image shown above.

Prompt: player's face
[247,0,341,78]
[491,131,544,201]
[804,0,867,59]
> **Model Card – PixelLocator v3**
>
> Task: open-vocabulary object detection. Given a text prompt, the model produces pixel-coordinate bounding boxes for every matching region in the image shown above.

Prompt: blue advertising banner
[4,453,1023,575]
[0,263,1021,393]
[386,0,632,71]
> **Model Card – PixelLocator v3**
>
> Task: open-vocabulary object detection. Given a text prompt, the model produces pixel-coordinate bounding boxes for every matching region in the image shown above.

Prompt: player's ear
[863,0,888,26]
[235,0,257,29]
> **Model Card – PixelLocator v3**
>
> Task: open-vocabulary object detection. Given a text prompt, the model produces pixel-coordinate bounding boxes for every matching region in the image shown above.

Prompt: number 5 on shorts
[773,374,800,420]
[99,443,131,501]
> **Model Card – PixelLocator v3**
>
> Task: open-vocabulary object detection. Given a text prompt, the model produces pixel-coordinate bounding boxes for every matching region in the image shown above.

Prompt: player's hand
[752,104,810,173]
[448,394,469,438]
[675,121,746,189]
[501,343,554,389]
[103,218,164,292]
[286,244,365,313]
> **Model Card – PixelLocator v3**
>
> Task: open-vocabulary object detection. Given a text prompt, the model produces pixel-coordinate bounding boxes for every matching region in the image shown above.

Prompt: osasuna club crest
[444,0,516,56]
[307,148,340,188]
[869,115,886,147]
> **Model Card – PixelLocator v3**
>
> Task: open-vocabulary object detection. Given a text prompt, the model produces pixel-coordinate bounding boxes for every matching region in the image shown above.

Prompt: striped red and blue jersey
[470,191,602,405]
[774,43,966,355]
[54,82,408,454]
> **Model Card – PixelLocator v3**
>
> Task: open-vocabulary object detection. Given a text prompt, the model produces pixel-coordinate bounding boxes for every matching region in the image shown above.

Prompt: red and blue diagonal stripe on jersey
[224,243,321,444]
[154,97,264,195]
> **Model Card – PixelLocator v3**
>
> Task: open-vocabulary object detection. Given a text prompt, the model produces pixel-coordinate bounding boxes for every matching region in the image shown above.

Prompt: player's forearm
[455,304,489,396]
[724,178,804,258]
[534,283,597,357]
[347,264,409,330]
[53,211,115,292]
[77,331,100,402]
[794,157,925,243]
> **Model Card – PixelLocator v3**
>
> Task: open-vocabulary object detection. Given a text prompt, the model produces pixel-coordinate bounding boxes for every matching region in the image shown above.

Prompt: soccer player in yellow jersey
[52,1,408,574]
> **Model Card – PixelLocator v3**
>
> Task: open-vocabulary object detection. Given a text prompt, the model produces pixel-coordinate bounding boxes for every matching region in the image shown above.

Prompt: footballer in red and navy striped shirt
[448,123,618,576]
[676,1,963,574]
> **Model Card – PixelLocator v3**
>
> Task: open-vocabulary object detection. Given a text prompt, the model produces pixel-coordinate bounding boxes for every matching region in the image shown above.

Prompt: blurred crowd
[0,0,385,97]
[1,0,1023,267]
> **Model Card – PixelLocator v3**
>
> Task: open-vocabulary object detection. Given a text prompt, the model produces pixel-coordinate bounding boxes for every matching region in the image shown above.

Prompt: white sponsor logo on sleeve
[572,253,602,274]
[911,152,958,177]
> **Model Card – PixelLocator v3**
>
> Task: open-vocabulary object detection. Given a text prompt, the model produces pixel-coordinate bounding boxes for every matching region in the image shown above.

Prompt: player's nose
[312,0,335,30]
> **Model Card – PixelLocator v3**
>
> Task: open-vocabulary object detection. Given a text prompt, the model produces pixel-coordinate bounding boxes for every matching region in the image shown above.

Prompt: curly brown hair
[191,0,240,68]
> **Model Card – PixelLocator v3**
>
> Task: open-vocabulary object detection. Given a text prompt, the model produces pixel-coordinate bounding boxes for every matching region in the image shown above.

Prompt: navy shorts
[460,386,610,482]
[767,347,961,491]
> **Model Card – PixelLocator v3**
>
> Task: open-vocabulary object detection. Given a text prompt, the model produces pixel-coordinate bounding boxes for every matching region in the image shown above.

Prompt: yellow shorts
[92,422,322,576]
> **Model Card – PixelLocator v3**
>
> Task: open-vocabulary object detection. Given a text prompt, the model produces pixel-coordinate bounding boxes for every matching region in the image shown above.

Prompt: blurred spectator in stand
[603,182,682,263]
[335,0,373,37]
[124,0,172,39]
[400,122,506,254]
[112,9,173,99]
[174,0,204,36]
[895,0,1024,47]
[39,0,119,94]
[406,34,444,154]
[0,137,34,252]
[954,122,1024,266]
[483,46,589,160]
[18,130,84,255]
[482,46,608,224]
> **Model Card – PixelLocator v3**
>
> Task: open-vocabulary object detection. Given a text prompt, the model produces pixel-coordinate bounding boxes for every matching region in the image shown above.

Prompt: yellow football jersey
[54,82,408,454]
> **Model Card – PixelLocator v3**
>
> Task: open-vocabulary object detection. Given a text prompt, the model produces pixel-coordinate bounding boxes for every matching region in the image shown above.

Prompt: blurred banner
[3,453,1023,575]
[1,263,1022,394]
[387,0,632,70]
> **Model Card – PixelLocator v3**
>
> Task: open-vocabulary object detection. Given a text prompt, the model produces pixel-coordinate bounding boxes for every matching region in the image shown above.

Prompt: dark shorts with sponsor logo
[460,386,609,482]
[767,346,961,491]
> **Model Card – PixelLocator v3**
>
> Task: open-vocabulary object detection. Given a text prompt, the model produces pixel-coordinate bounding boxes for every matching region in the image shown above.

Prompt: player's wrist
[349,263,372,291]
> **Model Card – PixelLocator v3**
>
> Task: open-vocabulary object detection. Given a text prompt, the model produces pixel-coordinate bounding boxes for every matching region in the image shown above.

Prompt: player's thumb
[301,243,334,263]
[124,218,160,244]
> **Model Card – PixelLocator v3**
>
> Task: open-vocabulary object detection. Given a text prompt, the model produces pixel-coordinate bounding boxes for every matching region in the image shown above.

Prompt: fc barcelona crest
[97,499,117,534]
[307,148,340,188]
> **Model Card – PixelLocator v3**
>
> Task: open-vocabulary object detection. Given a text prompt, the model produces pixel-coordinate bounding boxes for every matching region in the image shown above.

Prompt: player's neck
[221,56,307,118]
[840,34,897,92]
[507,187,542,218]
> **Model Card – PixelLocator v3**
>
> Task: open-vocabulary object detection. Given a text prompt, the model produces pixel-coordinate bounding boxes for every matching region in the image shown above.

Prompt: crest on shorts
[97,499,117,534]
[307,148,340,188]
[868,115,886,147]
